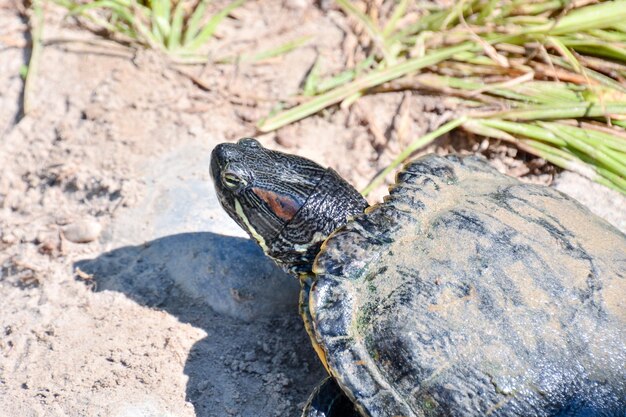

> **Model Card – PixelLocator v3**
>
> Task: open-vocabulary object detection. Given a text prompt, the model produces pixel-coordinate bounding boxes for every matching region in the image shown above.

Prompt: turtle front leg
[302,377,361,417]
[299,276,330,372]
[299,279,362,416]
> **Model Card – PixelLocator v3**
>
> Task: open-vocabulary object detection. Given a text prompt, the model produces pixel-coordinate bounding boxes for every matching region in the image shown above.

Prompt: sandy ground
[1,1,624,417]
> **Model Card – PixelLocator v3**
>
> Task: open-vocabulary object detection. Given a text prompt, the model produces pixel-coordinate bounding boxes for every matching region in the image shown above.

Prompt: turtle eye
[221,171,245,190]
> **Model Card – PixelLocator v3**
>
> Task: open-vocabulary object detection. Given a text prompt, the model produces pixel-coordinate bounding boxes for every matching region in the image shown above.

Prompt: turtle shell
[310,154,626,417]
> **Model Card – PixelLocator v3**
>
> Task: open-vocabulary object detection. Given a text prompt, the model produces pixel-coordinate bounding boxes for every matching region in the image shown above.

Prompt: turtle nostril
[237,137,262,148]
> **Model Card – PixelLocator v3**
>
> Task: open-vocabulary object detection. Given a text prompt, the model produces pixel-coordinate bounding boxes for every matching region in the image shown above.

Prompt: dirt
[0,1,624,417]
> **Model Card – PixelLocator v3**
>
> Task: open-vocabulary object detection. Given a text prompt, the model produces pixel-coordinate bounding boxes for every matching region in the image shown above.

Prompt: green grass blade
[416,74,547,103]
[303,57,322,97]
[383,0,410,38]
[168,0,186,50]
[614,120,626,129]
[548,55,626,94]
[314,70,359,94]
[184,0,210,46]
[440,0,470,30]
[509,81,585,104]
[151,0,171,40]
[245,35,311,63]
[313,55,375,94]
[484,104,626,121]
[185,0,245,51]
[336,0,399,63]
[518,140,578,170]
[58,0,129,35]
[539,122,626,178]
[530,1,626,35]
[475,0,498,25]
[216,35,311,64]
[517,139,601,182]
[68,0,132,21]
[513,0,563,16]
[65,0,159,47]
[66,0,118,14]
[477,119,565,146]
[391,9,449,43]
[547,36,582,74]
[567,44,626,63]
[595,166,626,194]
[362,117,467,196]
[336,0,382,42]
[547,122,626,153]
[258,42,477,132]
[570,147,626,192]
[462,120,614,189]
[462,119,518,142]
[587,29,626,43]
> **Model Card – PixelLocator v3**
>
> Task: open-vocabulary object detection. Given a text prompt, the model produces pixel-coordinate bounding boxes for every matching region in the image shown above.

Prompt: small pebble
[284,0,309,9]
[63,219,102,243]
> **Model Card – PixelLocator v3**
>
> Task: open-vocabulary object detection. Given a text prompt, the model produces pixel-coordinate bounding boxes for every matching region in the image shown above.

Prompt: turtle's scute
[312,154,626,417]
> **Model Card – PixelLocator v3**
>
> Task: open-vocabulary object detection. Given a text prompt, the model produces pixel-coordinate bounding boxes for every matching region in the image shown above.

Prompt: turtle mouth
[210,143,242,221]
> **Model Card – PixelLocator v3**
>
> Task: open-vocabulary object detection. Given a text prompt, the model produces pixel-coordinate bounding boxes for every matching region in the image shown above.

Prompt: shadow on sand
[75,232,326,417]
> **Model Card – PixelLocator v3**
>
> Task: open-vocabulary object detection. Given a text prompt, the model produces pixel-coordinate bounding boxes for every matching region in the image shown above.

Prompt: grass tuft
[53,0,246,60]
[259,0,626,194]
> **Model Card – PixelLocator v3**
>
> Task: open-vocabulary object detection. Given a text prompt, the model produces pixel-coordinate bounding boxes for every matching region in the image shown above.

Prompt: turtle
[210,137,626,417]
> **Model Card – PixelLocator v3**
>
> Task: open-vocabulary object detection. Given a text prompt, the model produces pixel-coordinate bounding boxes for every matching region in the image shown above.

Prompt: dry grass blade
[257,42,477,132]
[216,36,312,65]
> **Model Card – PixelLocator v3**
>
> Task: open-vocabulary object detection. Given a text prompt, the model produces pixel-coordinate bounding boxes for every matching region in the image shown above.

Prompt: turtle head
[211,138,368,275]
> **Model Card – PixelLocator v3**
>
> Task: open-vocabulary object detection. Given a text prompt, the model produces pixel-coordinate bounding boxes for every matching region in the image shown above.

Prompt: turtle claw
[302,377,361,417]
